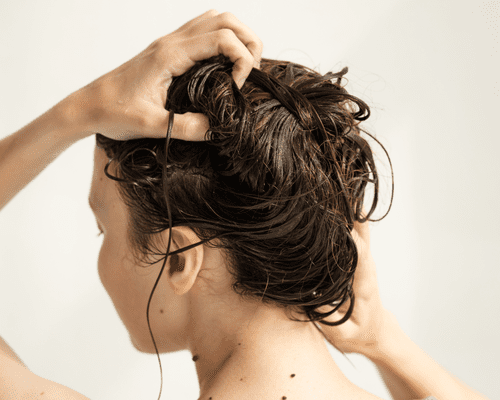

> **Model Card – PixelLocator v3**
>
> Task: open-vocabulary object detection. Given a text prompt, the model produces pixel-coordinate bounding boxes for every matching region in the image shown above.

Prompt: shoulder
[28,375,91,400]
[211,377,386,400]
[0,359,90,400]
[218,388,385,400]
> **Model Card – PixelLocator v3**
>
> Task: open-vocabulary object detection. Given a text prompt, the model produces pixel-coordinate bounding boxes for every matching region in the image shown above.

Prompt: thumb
[144,109,210,141]
[156,110,210,141]
[170,112,210,141]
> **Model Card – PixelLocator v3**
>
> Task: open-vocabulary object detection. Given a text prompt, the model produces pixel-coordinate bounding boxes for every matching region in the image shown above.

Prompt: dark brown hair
[96,55,392,327]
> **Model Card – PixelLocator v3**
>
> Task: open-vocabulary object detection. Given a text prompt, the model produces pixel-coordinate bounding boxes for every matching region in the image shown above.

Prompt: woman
[0,10,490,400]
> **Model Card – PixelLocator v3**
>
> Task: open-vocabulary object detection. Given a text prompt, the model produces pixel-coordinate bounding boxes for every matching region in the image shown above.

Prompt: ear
[166,226,204,296]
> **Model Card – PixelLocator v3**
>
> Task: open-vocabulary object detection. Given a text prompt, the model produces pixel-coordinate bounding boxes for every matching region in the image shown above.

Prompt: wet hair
[96,55,393,327]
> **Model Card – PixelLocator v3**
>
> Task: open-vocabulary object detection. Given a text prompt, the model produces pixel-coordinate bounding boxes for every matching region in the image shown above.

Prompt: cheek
[97,239,140,320]
[97,239,114,292]
[96,239,189,353]
[97,236,133,293]
[97,238,157,344]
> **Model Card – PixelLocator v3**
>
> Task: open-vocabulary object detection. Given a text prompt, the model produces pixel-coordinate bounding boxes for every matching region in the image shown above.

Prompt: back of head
[96,55,389,325]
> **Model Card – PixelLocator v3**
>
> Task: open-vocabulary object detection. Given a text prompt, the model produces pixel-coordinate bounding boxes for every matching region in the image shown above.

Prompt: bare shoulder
[211,377,385,400]
[218,387,385,400]
[1,337,90,400]
[0,359,90,400]
[29,375,91,400]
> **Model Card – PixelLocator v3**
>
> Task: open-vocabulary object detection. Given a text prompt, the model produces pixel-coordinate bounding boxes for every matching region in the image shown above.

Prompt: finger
[134,104,209,141]
[172,9,220,34]
[184,30,254,88]
[171,112,210,141]
[188,12,263,70]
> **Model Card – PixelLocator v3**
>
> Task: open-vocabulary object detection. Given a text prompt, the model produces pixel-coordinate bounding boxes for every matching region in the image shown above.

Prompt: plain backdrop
[1,1,499,399]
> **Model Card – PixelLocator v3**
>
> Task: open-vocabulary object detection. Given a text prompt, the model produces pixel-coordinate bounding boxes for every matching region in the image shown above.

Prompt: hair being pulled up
[96,55,393,326]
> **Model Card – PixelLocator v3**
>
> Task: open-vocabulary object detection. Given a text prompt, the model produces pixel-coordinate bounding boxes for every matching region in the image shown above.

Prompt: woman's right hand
[314,219,399,358]
[65,10,262,142]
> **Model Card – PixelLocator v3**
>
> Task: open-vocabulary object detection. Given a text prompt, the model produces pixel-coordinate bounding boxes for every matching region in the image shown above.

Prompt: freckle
[192,355,199,362]
[40,393,45,396]
[290,373,295,378]
[159,309,164,314]
[238,343,241,345]
[282,397,287,400]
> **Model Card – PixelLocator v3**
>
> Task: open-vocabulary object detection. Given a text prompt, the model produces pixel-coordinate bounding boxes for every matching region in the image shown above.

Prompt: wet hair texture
[96,55,392,326]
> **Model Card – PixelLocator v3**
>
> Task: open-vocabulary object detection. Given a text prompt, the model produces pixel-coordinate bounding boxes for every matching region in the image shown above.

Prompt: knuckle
[248,38,263,58]
[151,48,165,65]
[218,28,235,41]
[206,9,219,17]
[219,11,237,24]
[256,38,264,52]
[148,38,160,49]
[150,38,164,53]
[157,35,170,48]
[146,38,163,56]
[243,51,254,65]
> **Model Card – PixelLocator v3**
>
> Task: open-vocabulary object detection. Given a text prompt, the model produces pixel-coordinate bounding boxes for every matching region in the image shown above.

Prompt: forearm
[366,313,489,400]
[0,93,92,212]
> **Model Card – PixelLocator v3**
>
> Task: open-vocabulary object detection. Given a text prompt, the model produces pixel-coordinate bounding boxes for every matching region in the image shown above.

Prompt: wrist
[52,88,97,142]
[361,309,411,363]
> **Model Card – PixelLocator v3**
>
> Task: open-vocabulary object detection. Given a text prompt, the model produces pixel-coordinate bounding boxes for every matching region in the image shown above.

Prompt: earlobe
[167,226,204,296]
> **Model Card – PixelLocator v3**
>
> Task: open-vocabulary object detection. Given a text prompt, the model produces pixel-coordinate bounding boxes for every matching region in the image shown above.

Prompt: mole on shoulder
[160,309,164,314]
[290,373,295,378]
[282,396,287,400]
[238,342,241,345]
[192,354,199,362]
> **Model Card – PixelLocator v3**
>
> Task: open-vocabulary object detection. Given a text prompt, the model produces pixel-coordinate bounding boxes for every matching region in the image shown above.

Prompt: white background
[1,1,499,399]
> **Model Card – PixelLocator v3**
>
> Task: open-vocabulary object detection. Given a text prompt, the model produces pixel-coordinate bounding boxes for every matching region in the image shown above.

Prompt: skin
[89,145,380,399]
[0,9,490,400]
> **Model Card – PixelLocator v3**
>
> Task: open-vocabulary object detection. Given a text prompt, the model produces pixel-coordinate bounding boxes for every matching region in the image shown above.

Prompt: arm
[1,10,262,399]
[1,9,263,213]
[0,112,88,397]
[366,311,489,400]
[0,100,88,212]
[314,220,490,400]
[0,104,89,397]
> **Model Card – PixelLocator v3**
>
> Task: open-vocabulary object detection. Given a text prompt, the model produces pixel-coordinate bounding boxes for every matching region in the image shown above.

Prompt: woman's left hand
[68,10,262,142]
[313,218,396,359]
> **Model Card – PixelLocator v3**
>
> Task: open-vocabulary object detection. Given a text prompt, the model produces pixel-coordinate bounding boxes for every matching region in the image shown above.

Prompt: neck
[187,300,349,398]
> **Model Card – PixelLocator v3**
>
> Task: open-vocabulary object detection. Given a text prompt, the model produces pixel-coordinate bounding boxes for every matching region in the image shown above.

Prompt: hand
[314,218,398,358]
[69,10,262,141]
